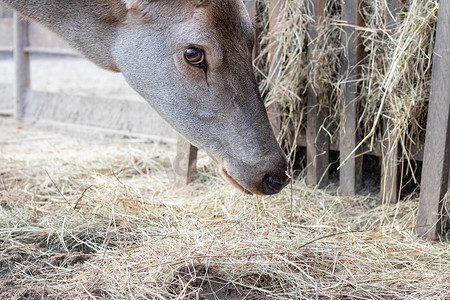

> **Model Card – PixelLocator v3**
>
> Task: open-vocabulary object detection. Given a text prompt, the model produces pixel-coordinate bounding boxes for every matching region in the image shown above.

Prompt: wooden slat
[0,84,14,111]
[22,90,177,140]
[174,135,198,186]
[416,1,450,240]
[28,21,72,51]
[1,18,78,56]
[298,130,424,161]
[0,18,13,48]
[0,4,13,18]
[24,46,78,56]
[380,119,400,203]
[266,0,283,136]
[13,12,29,121]
[306,0,329,188]
[380,0,402,204]
[339,0,364,196]
[244,0,259,59]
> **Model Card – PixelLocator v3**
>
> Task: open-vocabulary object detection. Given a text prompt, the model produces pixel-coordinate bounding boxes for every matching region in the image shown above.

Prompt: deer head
[2,0,289,195]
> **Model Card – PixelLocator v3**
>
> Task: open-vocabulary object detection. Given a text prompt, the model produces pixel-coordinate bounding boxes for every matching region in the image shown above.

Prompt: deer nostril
[262,173,286,195]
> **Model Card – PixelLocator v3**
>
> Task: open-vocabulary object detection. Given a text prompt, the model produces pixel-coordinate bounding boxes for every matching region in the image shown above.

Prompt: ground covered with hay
[0,117,449,300]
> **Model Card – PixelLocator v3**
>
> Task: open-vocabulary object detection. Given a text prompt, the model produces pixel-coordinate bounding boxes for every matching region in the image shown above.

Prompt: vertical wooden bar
[244,0,258,59]
[306,0,329,188]
[380,0,401,203]
[174,135,198,186]
[380,119,399,203]
[339,0,363,196]
[267,0,283,136]
[13,12,30,121]
[416,0,450,240]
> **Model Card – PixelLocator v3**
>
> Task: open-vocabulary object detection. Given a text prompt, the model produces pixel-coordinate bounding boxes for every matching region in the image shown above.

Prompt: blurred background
[0,4,177,142]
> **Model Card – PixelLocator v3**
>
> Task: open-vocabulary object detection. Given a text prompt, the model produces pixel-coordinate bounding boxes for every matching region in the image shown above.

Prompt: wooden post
[13,12,30,121]
[174,135,198,186]
[380,119,399,203]
[267,0,283,137]
[244,0,258,60]
[306,0,329,188]
[416,0,450,240]
[380,0,402,204]
[339,0,363,196]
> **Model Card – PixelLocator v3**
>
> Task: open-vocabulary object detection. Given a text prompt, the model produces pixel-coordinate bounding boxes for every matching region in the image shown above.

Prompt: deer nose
[262,172,289,195]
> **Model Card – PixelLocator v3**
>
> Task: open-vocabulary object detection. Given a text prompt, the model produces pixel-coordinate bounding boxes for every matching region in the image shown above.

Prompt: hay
[359,0,438,155]
[1,124,450,299]
[255,0,310,154]
[255,0,438,169]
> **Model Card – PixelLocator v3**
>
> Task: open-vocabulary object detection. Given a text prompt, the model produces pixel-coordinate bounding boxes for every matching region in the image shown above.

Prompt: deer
[1,0,289,195]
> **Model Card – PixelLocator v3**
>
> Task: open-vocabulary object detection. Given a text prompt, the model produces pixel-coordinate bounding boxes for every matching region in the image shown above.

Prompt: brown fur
[99,0,127,24]
[1,0,289,195]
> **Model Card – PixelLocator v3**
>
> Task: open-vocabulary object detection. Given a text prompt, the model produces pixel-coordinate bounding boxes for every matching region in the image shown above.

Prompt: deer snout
[219,151,289,195]
[262,172,289,195]
[232,150,289,195]
[259,154,289,195]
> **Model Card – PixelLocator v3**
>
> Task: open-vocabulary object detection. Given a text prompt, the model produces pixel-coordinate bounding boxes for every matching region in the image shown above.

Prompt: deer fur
[1,0,289,195]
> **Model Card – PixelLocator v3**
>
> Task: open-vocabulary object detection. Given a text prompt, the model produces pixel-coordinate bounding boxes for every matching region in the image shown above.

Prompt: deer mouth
[219,167,252,195]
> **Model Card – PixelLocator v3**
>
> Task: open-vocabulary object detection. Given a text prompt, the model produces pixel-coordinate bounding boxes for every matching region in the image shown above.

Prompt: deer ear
[123,0,149,10]
[122,0,153,18]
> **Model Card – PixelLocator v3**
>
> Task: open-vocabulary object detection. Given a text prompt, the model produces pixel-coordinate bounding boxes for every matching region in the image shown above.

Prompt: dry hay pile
[359,0,438,157]
[255,0,310,152]
[256,0,438,164]
[1,124,450,299]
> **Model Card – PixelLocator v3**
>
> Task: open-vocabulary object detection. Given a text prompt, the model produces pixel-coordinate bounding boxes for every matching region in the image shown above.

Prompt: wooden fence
[1,1,449,240]
[182,0,450,241]
[0,10,177,142]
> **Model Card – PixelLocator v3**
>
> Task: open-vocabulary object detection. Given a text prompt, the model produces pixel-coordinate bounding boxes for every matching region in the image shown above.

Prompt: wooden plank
[0,4,13,18]
[244,0,257,26]
[174,135,198,186]
[380,0,402,204]
[0,18,13,48]
[28,21,72,51]
[339,0,364,196]
[0,84,14,111]
[298,130,424,161]
[416,0,450,240]
[13,12,30,121]
[244,0,258,59]
[25,46,78,56]
[266,0,283,136]
[1,18,78,55]
[380,119,399,203]
[306,0,329,188]
[22,90,178,141]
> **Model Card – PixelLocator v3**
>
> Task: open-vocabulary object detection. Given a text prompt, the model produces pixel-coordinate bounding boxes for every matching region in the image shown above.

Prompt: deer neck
[1,0,126,71]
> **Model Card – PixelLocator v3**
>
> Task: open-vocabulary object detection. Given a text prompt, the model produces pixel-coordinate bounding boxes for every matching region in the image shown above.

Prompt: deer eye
[184,47,205,66]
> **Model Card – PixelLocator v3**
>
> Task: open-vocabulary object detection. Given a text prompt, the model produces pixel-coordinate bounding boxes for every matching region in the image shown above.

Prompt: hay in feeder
[359,0,438,157]
[255,0,438,170]
[255,0,310,154]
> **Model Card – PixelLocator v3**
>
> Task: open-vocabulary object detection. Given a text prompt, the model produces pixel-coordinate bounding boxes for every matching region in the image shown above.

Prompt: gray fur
[1,0,288,194]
